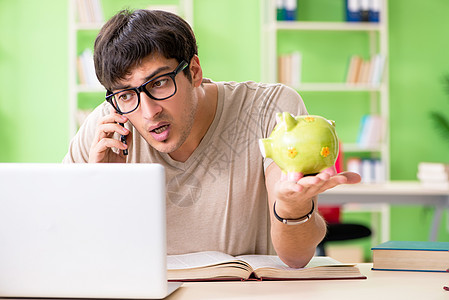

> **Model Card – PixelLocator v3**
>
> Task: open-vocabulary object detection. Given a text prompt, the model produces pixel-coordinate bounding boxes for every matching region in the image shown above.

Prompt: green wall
[0,0,448,245]
[388,0,449,243]
[0,0,69,162]
[389,0,449,180]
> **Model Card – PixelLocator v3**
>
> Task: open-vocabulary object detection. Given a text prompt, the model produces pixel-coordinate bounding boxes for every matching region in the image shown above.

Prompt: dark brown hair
[94,9,198,90]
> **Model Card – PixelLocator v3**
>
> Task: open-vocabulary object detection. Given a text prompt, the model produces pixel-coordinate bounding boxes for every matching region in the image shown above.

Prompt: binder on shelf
[276,0,286,21]
[346,0,361,22]
[359,0,370,22]
[345,0,381,23]
[284,0,297,21]
[369,0,380,22]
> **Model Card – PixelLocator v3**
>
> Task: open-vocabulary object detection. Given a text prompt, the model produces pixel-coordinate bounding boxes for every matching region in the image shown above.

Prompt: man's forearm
[270,196,327,268]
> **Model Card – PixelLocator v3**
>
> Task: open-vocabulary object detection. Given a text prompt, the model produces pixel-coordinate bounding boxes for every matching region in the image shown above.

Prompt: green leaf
[430,111,449,142]
[444,73,449,96]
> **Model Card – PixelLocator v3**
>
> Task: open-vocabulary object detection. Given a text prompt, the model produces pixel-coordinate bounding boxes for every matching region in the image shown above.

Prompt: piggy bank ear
[275,112,282,124]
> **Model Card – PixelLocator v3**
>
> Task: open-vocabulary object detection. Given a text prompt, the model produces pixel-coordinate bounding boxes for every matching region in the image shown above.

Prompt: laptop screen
[0,163,178,299]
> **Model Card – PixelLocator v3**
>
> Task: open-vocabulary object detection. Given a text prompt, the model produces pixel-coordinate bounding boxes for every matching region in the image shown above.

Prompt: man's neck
[168,82,218,162]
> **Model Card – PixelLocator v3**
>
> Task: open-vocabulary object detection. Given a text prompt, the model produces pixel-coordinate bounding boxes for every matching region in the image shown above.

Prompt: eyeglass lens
[111,75,176,113]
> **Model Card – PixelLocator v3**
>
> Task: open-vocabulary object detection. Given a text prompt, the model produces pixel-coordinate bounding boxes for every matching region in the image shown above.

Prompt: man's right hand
[88,111,130,163]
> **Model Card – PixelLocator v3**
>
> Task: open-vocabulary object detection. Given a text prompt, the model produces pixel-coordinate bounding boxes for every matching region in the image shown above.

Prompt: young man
[63,9,361,268]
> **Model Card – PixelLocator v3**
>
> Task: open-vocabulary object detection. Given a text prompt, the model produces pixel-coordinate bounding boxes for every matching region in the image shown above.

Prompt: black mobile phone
[118,122,128,156]
[118,113,128,156]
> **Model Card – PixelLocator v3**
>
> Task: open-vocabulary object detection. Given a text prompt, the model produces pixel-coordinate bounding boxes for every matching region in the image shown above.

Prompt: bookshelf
[261,0,390,182]
[67,0,194,139]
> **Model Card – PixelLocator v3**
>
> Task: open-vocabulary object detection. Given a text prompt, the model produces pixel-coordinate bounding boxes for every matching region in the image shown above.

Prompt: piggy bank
[259,113,339,175]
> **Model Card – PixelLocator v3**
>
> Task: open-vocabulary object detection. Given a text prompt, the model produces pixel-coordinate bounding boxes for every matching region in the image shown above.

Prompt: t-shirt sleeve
[62,102,111,163]
[259,84,308,171]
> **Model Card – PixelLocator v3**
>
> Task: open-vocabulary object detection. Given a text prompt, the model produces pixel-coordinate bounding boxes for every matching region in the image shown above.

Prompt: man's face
[113,55,198,155]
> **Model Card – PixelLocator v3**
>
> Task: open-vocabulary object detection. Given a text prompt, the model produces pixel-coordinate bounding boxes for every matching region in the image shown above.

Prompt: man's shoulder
[220,80,284,91]
[220,81,298,98]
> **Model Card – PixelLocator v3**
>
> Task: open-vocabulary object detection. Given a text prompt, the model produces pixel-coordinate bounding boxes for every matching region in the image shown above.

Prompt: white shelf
[324,181,449,196]
[261,0,390,181]
[275,21,383,31]
[343,143,382,153]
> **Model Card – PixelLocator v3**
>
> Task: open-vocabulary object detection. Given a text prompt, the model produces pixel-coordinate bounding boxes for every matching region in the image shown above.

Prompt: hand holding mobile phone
[117,111,128,156]
[118,122,128,156]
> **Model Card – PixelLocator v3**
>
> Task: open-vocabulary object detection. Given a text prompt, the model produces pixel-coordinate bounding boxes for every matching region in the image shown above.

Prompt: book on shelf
[372,241,449,272]
[345,54,385,85]
[370,53,386,85]
[345,55,363,84]
[277,52,302,87]
[346,157,384,184]
[76,0,104,24]
[417,162,449,189]
[356,114,384,148]
[77,49,102,88]
[167,251,366,281]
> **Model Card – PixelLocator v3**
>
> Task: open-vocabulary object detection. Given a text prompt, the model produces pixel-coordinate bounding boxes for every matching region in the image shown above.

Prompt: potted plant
[430,74,449,143]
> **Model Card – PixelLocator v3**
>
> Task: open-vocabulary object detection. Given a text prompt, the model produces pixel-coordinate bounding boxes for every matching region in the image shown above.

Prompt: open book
[167,251,366,281]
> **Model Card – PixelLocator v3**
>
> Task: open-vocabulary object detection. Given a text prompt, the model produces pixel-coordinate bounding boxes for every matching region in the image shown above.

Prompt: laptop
[0,163,181,299]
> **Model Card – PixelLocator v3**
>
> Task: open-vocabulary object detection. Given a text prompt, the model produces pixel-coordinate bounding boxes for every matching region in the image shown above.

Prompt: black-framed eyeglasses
[105,60,189,114]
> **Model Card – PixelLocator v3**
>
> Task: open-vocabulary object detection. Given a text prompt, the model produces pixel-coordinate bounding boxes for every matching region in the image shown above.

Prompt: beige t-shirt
[63,80,308,256]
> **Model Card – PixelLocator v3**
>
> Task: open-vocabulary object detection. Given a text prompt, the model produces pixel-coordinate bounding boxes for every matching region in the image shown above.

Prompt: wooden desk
[167,264,449,300]
[319,181,449,241]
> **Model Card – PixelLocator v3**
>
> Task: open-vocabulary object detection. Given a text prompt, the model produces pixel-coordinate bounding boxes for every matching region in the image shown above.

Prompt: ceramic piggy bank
[259,113,339,175]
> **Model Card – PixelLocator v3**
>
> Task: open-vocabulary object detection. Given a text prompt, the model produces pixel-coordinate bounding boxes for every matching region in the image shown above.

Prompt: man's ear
[189,55,203,87]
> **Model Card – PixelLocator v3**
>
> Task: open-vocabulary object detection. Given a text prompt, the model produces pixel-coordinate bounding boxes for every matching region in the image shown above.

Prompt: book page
[236,255,354,271]
[167,251,239,270]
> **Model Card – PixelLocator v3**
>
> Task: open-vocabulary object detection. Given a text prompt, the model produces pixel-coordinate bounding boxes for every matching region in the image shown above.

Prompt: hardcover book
[371,241,449,272]
[167,251,366,281]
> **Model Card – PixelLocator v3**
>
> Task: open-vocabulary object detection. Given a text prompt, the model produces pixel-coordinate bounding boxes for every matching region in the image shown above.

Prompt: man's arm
[265,162,361,268]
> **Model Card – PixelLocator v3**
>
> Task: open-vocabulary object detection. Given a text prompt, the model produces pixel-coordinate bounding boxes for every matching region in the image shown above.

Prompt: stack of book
[372,241,449,272]
[417,162,449,189]
[346,54,386,85]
